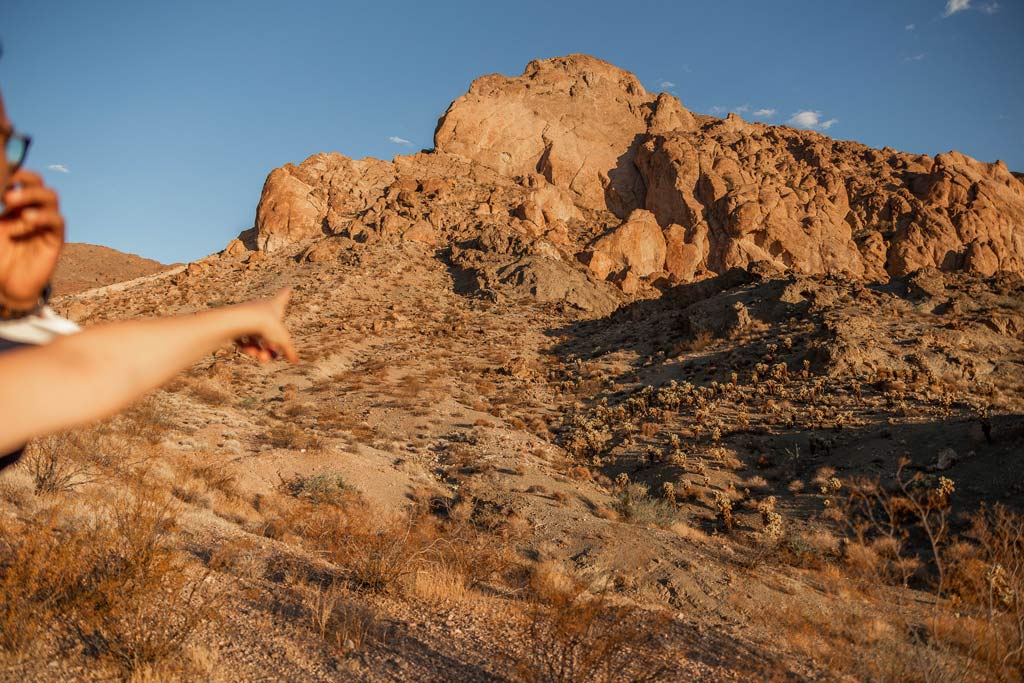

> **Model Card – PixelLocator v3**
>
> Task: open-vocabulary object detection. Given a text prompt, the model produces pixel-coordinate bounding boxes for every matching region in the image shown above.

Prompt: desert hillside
[1,55,1022,683]
[51,242,171,296]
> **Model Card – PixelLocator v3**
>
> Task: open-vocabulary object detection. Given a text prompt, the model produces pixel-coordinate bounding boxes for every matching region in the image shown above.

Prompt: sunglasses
[3,127,31,172]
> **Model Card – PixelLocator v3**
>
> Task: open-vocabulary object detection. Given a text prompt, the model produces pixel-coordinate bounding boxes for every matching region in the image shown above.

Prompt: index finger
[280,338,299,364]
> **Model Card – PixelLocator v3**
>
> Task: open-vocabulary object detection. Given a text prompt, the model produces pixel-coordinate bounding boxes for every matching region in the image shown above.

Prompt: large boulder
[255,153,396,252]
[254,166,324,252]
[586,209,667,279]
[434,55,695,217]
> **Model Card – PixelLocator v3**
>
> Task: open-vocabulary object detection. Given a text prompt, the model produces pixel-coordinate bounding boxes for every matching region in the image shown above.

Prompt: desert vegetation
[6,52,1023,683]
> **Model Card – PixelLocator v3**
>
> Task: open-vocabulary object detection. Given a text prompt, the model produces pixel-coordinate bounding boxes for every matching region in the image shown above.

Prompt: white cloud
[906,23,916,30]
[735,104,750,113]
[388,136,412,145]
[944,0,999,15]
[659,80,675,89]
[904,53,927,61]
[787,111,838,131]
[47,164,70,173]
[752,108,777,118]
[709,105,726,115]
[788,111,821,128]
[944,0,971,16]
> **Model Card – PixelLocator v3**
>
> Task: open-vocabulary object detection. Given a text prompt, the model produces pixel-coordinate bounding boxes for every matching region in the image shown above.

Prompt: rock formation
[241,54,1024,311]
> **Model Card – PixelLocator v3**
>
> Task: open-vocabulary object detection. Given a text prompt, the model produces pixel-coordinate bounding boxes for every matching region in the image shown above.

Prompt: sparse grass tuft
[510,595,670,683]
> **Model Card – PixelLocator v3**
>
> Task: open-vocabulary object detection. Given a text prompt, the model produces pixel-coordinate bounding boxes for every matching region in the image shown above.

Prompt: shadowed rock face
[246,54,1024,304]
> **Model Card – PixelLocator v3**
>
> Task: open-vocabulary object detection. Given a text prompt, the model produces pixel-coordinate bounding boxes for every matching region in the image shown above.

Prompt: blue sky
[2,0,1021,263]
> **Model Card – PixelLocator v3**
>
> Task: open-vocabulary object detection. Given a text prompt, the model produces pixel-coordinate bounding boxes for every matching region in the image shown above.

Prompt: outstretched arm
[0,289,297,454]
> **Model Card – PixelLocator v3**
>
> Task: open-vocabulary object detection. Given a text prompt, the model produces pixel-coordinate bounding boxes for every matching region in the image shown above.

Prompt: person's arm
[0,289,297,454]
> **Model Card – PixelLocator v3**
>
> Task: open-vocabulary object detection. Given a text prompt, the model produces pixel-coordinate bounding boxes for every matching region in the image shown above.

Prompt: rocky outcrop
[434,55,678,217]
[636,125,1024,279]
[244,53,1024,307]
[255,153,396,252]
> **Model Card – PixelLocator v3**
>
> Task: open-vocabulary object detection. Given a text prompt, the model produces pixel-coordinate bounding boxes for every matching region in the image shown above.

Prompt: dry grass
[302,581,388,653]
[0,492,218,675]
[509,595,670,683]
[263,423,325,451]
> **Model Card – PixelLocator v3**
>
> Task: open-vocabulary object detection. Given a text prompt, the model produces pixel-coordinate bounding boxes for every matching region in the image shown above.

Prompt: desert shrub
[611,482,679,528]
[275,497,433,594]
[62,495,219,672]
[22,433,98,494]
[0,495,217,673]
[264,423,324,451]
[278,470,354,507]
[189,380,231,406]
[510,596,670,683]
[944,504,1024,683]
[834,465,1024,682]
[302,580,387,652]
[119,394,175,444]
[0,510,78,653]
[836,459,954,592]
[192,461,237,494]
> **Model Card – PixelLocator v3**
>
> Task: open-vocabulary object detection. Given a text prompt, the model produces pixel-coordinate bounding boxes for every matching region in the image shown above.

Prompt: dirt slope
[50,242,171,296]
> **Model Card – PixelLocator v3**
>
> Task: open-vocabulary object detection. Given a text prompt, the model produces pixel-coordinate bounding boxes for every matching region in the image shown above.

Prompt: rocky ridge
[232,54,1023,314]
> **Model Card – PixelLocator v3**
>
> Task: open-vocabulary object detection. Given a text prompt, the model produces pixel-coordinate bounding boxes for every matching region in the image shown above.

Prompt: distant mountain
[51,243,172,296]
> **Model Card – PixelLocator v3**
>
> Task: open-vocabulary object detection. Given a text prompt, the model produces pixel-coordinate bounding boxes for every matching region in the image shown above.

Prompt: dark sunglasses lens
[5,136,26,168]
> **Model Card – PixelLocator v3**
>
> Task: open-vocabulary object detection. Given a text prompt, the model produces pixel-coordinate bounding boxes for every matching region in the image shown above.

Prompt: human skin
[0,92,65,310]
[0,289,298,454]
[0,86,299,455]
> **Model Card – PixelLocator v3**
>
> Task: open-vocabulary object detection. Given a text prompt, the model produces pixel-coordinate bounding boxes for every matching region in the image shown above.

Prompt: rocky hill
[51,242,171,296]
[238,54,1024,308]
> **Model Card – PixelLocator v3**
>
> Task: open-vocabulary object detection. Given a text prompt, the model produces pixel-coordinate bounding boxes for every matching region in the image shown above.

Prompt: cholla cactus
[762,511,784,541]
[820,477,842,496]
[661,481,676,503]
[928,476,955,508]
[713,491,734,530]
[986,563,1016,608]
[756,496,784,539]
[667,434,686,465]
[770,362,788,381]
[614,472,630,491]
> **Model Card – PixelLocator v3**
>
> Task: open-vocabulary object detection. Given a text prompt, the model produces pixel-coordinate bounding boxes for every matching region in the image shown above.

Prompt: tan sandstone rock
[588,209,667,279]
[434,55,694,217]
[663,224,704,282]
[246,53,1024,292]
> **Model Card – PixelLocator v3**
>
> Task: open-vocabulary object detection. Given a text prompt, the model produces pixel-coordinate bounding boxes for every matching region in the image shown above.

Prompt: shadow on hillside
[541,269,1024,514]
[378,607,806,681]
[543,267,823,398]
